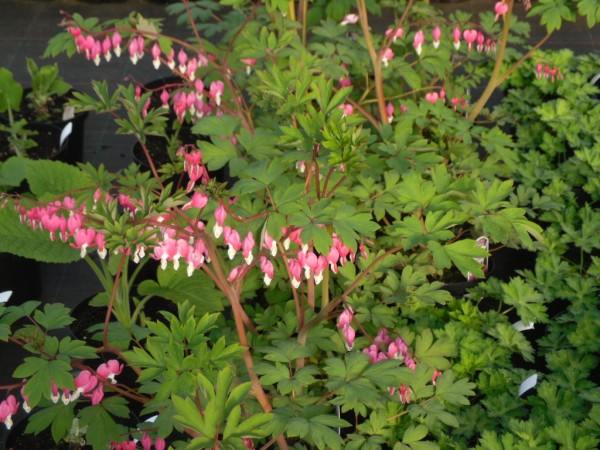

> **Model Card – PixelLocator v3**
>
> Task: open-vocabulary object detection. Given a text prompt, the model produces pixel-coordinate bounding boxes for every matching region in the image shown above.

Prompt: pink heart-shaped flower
[495,2,509,16]
[463,29,478,43]
[425,92,439,104]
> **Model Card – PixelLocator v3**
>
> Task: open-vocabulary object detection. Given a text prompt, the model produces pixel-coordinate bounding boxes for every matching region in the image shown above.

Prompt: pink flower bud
[178,48,188,72]
[151,42,161,69]
[494,1,509,21]
[338,76,352,88]
[102,36,112,62]
[111,32,122,57]
[386,27,404,43]
[128,39,139,64]
[432,26,441,49]
[260,256,274,286]
[228,265,242,282]
[413,30,425,55]
[339,103,354,117]
[452,27,461,50]
[96,359,123,384]
[382,48,394,67]
[343,326,356,351]
[209,81,224,106]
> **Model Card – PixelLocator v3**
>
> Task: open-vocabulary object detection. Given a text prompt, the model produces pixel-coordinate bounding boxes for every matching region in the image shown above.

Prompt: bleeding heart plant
[0,0,598,448]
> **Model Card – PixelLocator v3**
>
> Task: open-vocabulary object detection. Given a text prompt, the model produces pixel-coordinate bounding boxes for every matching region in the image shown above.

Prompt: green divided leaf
[24,159,93,199]
[432,370,475,406]
[578,0,600,27]
[79,404,131,450]
[0,206,80,263]
[16,358,74,407]
[33,303,74,330]
[501,277,548,324]
[428,239,489,278]
[414,329,455,370]
[192,114,241,137]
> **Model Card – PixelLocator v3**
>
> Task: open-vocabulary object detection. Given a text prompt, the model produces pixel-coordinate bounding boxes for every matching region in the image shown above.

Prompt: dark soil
[5,416,91,450]
[19,91,72,124]
[0,127,63,162]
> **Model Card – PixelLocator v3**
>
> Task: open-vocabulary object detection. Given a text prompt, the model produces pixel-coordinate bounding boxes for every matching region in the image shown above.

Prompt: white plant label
[62,105,75,121]
[513,320,535,331]
[0,290,12,304]
[60,121,73,147]
[518,374,538,397]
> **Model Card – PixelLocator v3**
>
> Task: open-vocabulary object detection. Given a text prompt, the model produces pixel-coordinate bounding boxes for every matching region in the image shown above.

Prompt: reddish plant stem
[356,0,386,126]
[139,140,165,190]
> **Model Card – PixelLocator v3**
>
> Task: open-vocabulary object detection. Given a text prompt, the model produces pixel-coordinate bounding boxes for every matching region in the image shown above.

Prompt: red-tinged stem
[217,198,270,224]
[345,95,380,129]
[0,381,25,391]
[496,32,554,84]
[139,140,165,190]
[323,175,347,198]
[227,290,289,449]
[356,0,386,126]
[183,0,207,55]
[467,0,514,121]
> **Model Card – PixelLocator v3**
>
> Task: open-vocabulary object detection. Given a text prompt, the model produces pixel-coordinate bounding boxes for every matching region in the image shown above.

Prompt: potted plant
[0,59,88,165]
[0,0,598,448]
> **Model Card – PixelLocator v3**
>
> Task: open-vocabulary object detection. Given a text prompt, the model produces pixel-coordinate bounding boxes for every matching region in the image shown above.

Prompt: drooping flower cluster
[363,328,417,370]
[334,321,424,405]
[67,25,229,124]
[16,197,107,258]
[337,306,356,351]
[1,360,123,431]
[535,63,563,82]
[48,360,123,407]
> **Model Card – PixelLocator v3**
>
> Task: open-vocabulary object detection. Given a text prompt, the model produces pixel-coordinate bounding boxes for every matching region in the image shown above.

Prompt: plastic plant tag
[62,105,75,121]
[60,121,73,147]
[0,290,12,304]
[518,374,538,397]
[513,320,535,331]
[467,236,489,281]
[144,415,158,423]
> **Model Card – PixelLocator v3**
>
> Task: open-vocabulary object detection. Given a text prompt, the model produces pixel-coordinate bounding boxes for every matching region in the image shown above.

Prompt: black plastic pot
[69,294,177,344]
[0,253,42,305]
[1,90,88,165]
[22,89,88,164]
